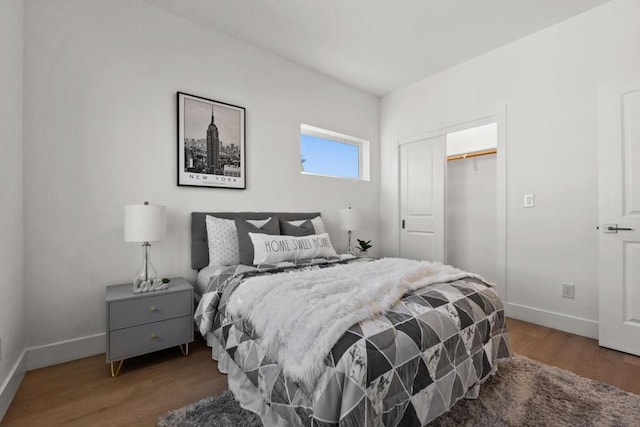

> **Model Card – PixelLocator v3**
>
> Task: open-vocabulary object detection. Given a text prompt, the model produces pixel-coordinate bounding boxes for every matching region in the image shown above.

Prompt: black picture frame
[177,92,246,189]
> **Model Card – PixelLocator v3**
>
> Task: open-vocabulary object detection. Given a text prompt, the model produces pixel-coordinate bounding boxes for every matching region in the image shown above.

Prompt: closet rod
[447,148,497,162]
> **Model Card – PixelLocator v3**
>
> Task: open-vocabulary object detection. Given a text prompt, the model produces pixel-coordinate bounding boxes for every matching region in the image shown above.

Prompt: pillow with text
[249,232,338,265]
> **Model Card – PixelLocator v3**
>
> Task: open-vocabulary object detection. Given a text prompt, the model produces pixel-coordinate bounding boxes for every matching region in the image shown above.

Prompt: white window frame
[300,124,370,181]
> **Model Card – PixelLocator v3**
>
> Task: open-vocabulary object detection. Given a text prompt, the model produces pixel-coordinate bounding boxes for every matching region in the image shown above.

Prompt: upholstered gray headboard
[191,212,321,270]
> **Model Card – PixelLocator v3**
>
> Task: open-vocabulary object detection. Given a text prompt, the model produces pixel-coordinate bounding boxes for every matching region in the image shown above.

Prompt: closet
[445,122,497,283]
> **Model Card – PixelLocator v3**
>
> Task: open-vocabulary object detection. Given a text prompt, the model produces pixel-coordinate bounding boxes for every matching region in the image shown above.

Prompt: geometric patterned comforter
[195,258,511,426]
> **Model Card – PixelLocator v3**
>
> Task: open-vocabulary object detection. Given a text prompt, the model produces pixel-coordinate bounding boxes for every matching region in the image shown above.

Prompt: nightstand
[105,277,194,377]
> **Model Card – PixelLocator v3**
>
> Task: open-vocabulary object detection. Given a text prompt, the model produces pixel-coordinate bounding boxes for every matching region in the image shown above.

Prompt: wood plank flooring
[2,340,225,427]
[507,318,640,395]
[2,318,639,426]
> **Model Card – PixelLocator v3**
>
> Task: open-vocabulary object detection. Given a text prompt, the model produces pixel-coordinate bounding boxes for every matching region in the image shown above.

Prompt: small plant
[356,239,372,252]
[161,278,170,284]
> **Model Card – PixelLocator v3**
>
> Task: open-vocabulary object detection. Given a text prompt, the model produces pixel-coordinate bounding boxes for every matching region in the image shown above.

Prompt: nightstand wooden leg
[110,360,124,377]
[179,343,189,357]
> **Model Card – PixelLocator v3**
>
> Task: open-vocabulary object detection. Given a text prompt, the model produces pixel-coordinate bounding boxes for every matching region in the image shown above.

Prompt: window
[300,124,370,181]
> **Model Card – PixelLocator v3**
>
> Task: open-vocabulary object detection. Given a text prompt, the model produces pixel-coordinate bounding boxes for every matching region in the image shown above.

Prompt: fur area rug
[431,355,640,426]
[157,390,261,427]
[158,355,640,426]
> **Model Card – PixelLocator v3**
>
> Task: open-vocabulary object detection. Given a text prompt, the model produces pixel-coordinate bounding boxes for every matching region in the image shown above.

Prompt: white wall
[23,0,379,358]
[380,0,640,338]
[446,156,497,283]
[446,123,497,156]
[0,0,25,418]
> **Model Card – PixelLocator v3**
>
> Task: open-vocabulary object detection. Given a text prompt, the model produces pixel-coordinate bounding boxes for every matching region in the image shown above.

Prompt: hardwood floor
[2,318,640,426]
[2,339,225,427]
[507,318,640,395]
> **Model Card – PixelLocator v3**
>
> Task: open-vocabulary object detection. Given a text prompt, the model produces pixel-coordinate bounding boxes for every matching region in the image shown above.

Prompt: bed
[192,211,511,426]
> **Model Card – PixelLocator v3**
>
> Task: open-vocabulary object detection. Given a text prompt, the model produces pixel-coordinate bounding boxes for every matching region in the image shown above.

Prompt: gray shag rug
[158,355,640,426]
[158,389,262,427]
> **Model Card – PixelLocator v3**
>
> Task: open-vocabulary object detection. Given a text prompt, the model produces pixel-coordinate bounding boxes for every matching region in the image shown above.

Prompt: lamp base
[347,230,355,255]
[132,242,167,293]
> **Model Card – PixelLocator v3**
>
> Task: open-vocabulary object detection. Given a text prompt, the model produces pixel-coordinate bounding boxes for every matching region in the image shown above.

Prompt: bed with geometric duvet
[191,212,511,427]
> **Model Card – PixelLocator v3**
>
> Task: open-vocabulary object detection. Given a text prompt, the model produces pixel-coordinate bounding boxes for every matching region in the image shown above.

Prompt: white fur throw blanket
[227,258,482,390]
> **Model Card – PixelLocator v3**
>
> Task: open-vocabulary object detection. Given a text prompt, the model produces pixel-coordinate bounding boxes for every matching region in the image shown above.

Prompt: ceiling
[145,0,610,96]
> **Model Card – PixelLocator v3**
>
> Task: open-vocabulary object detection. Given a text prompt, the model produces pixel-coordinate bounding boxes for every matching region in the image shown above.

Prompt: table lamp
[124,201,166,293]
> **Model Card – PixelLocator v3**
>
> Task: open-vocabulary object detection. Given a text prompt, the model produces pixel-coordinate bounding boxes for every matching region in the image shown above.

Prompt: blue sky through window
[301,134,359,179]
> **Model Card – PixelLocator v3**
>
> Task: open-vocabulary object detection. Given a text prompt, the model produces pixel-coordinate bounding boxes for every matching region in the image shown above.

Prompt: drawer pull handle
[151,333,158,340]
[150,306,157,312]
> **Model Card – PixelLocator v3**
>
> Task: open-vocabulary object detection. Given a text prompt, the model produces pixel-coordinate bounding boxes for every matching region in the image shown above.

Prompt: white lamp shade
[124,204,166,242]
[340,207,361,231]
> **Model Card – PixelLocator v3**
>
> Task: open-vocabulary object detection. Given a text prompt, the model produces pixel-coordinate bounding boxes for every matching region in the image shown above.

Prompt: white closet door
[400,136,446,262]
[598,76,640,355]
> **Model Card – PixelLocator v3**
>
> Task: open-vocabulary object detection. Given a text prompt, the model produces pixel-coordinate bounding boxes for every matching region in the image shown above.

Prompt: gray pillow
[279,219,315,236]
[236,217,280,265]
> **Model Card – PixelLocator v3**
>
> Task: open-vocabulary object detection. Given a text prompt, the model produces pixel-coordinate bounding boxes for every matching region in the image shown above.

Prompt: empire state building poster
[178,92,246,189]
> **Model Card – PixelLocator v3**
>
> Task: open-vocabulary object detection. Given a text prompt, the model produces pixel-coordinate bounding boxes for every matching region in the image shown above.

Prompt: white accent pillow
[206,216,270,266]
[250,232,338,265]
[287,216,325,234]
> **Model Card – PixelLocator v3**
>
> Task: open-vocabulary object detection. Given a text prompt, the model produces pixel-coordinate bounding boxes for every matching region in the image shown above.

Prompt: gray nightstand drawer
[109,290,191,331]
[109,315,193,361]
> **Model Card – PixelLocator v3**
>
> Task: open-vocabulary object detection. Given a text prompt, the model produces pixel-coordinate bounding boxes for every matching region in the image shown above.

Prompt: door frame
[397,104,507,299]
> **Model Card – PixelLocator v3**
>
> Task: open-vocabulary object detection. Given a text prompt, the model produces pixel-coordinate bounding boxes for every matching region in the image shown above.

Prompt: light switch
[524,194,535,208]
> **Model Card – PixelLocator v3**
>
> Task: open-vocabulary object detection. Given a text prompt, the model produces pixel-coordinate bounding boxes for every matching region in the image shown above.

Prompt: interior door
[400,135,446,262]
[598,76,640,355]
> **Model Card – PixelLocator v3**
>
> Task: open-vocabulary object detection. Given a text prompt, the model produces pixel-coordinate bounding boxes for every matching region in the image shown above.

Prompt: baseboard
[25,332,105,371]
[0,350,26,422]
[505,302,598,339]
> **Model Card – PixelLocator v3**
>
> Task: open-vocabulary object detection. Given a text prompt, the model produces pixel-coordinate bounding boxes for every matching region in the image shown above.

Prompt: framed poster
[177,92,246,189]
